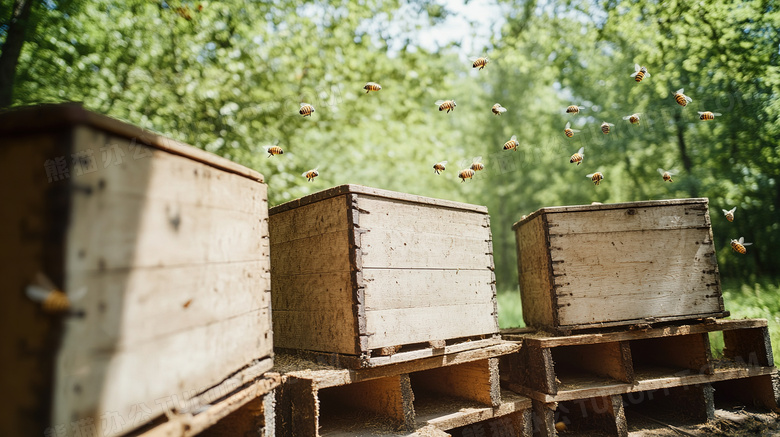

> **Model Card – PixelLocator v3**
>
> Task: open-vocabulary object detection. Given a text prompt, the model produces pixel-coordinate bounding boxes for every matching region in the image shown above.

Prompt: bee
[564,122,580,138]
[600,121,615,134]
[364,82,382,93]
[730,237,752,254]
[25,272,85,314]
[623,113,641,125]
[470,156,484,171]
[503,135,519,151]
[631,63,650,82]
[174,6,193,20]
[722,207,736,222]
[196,4,204,12]
[491,103,507,115]
[569,147,585,165]
[433,160,448,175]
[472,57,489,70]
[264,145,284,157]
[566,105,585,114]
[299,103,315,117]
[698,111,721,121]
[657,168,677,182]
[302,168,319,182]
[672,88,693,107]
[436,100,457,113]
[586,172,604,185]
[459,168,475,182]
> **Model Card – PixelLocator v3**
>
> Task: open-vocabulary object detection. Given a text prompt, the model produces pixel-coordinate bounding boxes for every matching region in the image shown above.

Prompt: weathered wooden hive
[513,199,727,333]
[269,185,499,367]
[0,104,273,437]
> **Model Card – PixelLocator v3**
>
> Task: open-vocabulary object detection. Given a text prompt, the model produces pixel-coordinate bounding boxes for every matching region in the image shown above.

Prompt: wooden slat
[360,229,492,270]
[722,326,774,367]
[551,342,634,386]
[711,375,779,411]
[273,308,358,355]
[362,269,495,311]
[269,195,349,244]
[269,231,351,275]
[0,103,263,182]
[515,215,555,328]
[630,333,712,374]
[411,359,498,407]
[319,375,412,427]
[275,377,318,437]
[365,304,497,350]
[271,272,352,311]
[270,185,488,215]
[417,390,531,431]
[357,196,490,237]
[508,319,768,348]
[546,202,709,235]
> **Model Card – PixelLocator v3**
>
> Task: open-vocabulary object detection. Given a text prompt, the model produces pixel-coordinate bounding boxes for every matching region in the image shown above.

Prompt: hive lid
[270,184,489,215]
[0,102,264,182]
[512,197,709,230]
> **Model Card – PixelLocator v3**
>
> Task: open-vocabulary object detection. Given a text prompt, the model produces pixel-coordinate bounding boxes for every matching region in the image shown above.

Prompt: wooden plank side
[365,304,498,350]
[273,308,358,355]
[362,269,495,311]
[67,261,270,351]
[546,202,709,235]
[356,196,490,237]
[270,231,351,276]
[320,375,408,424]
[516,215,554,328]
[269,195,349,244]
[54,309,274,437]
[552,228,721,325]
[271,272,353,311]
[411,359,498,407]
[360,229,492,270]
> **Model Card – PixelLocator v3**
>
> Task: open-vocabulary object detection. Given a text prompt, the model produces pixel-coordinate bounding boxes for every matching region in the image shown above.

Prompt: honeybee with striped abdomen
[264,145,284,157]
[470,156,484,172]
[364,82,382,93]
[730,237,752,254]
[472,57,489,70]
[722,207,736,222]
[459,168,475,182]
[623,113,641,125]
[564,122,580,138]
[302,168,319,182]
[601,121,615,134]
[436,100,457,113]
[433,161,448,174]
[657,168,676,182]
[503,135,519,151]
[570,147,585,165]
[566,105,585,114]
[698,111,721,121]
[491,103,507,115]
[630,64,650,82]
[586,172,604,185]
[299,103,315,116]
[25,272,85,314]
[672,89,693,107]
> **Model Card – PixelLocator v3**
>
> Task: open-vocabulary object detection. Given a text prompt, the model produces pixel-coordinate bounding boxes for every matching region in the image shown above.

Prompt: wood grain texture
[711,374,779,411]
[410,359,498,407]
[275,377,318,437]
[551,342,634,386]
[515,215,555,328]
[319,375,410,425]
[630,333,712,374]
[722,327,774,368]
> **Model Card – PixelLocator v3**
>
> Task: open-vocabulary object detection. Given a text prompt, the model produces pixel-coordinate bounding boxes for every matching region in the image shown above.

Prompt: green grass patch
[497,290,525,329]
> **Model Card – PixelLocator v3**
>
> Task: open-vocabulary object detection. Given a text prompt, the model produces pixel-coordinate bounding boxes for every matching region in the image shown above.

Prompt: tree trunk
[674,111,697,196]
[0,0,35,108]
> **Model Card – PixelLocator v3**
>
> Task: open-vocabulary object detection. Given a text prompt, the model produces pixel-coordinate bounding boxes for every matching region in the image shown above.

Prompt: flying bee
[491,103,507,115]
[471,57,489,70]
[730,237,752,254]
[698,111,721,121]
[26,272,86,314]
[264,145,284,157]
[302,168,319,182]
[672,89,693,107]
[503,135,519,151]
[433,160,448,174]
[459,168,475,182]
[569,147,585,165]
[435,100,457,113]
[364,82,382,93]
[564,122,580,138]
[299,103,315,117]
[566,105,585,114]
[470,156,484,171]
[657,168,677,182]
[630,63,650,82]
[600,121,615,134]
[586,172,604,185]
[722,207,736,222]
[623,113,641,124]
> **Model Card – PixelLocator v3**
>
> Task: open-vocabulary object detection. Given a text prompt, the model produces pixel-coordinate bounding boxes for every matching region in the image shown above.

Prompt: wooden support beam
[410,359,499,407]
[722,327,774,367]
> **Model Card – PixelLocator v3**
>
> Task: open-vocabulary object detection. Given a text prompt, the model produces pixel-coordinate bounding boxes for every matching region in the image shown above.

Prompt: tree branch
[0,0,35,107]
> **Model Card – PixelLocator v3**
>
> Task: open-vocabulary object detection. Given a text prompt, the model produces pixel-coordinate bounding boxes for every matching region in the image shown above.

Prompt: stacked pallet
[507,200,779,436]
[0,104,278,437]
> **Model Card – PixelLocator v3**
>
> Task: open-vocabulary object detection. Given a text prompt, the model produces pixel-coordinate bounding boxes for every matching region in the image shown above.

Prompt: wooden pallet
[274,341,532,436]
[501,318,779,436]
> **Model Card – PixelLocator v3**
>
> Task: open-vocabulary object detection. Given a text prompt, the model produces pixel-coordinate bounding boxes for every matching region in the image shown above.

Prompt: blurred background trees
[2,0,779,290]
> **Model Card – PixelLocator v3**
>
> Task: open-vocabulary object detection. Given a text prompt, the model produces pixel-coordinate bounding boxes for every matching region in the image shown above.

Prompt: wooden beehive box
[513,198,727,333]
[269,185,499,367]
[0,104,273,437]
